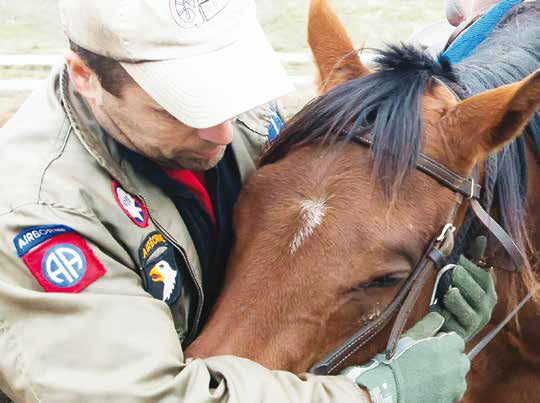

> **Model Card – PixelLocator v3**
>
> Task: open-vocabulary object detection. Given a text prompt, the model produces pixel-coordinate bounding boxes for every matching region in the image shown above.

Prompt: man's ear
[441,69,540,172]
[65,50,102,104]
[308,0,371,94]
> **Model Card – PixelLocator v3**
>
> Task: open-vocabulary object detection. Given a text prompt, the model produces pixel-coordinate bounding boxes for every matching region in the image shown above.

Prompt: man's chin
[158,149,226,171]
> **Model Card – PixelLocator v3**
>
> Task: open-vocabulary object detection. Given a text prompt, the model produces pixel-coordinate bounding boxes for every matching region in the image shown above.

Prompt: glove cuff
[354,364,399,403]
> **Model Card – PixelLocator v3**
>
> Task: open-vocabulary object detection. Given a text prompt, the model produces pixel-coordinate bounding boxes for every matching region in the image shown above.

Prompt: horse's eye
[357,273,407,289]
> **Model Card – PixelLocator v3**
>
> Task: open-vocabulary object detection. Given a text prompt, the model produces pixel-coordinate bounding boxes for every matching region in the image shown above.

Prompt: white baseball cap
[60,0,293,128]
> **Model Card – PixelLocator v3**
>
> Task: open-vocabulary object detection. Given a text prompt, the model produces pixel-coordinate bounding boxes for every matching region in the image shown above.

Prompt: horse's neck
[517,139,540,359]
[486,139,540,362]
[524,137,540,263]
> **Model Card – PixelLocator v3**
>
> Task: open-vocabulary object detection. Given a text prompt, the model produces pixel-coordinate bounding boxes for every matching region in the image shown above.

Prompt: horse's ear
[441,69,540,170]
[308,0,371,94]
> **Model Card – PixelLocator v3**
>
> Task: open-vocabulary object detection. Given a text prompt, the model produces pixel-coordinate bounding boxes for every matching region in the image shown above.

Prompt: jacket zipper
[139,195,204,345]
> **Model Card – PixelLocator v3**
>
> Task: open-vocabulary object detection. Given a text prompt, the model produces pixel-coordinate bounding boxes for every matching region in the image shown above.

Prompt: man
[411,0,513,55]
[446,0,504,26]
[0,0,494,402]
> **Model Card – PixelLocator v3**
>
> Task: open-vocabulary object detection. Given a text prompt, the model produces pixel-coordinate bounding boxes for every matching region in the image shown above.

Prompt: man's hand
[341,313,469,403]
[340,238,498,402]
[440,256,497,341]
[440,236,497,341]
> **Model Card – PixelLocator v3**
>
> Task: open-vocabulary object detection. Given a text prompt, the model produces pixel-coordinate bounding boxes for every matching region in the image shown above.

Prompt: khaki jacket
[0,66,362,402]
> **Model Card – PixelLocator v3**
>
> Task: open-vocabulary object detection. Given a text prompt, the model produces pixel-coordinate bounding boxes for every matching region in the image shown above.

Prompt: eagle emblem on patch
[139,232,182,306]
[169,0,231,29]
[147,257,180,304]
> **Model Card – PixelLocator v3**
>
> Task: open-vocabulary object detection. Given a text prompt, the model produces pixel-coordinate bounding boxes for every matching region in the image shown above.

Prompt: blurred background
[0,0,447,126]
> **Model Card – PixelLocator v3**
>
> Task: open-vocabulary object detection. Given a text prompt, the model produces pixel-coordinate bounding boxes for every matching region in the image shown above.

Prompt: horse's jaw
[184,296,330,373]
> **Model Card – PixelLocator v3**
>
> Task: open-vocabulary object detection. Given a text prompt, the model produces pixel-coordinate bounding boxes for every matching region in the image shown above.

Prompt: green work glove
[440,236,497,341]
[341,312,469,403]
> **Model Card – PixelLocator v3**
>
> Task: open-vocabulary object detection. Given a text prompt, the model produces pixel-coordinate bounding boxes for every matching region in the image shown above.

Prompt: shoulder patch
[268,110,284,142]
[139,235,182,306]
[112,181,149,228]
[18,232,106,293]
[13,225,74,257]
[139,231,168,263]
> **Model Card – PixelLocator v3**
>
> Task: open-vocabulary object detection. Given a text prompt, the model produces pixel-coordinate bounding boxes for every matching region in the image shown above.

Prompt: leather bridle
[309,0,534,377]
[309,135,526,375]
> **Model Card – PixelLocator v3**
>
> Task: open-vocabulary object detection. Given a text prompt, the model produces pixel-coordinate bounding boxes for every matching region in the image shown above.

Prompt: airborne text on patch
[139,232,168,263]
[13,225,74,257]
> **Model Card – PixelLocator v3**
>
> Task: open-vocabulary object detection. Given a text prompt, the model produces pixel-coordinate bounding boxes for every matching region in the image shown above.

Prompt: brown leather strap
[309,268,419,374]
[310,134,525,375]
[351,136,481,199]
[351,135,523,268]
[351,136,524,268]
[416,154,480,199]
[309,235,444,375]
[385,229,455,359]
[470,198,525,270]
[385,259,438,359]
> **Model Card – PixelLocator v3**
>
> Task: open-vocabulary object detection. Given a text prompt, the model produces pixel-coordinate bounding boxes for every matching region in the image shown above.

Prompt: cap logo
[170,0,231,29]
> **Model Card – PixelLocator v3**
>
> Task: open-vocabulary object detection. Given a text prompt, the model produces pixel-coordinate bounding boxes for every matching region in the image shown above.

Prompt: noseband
[309,135,526,375]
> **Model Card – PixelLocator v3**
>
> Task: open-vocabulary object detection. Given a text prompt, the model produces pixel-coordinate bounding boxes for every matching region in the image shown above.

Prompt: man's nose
[197,121,233,145]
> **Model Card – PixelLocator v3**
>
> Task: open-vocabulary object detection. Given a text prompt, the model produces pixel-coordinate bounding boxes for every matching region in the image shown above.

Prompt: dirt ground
[0,0,446,126]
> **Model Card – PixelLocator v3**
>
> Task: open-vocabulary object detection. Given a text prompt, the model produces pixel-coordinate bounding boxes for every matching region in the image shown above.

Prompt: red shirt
[162,168,216,225]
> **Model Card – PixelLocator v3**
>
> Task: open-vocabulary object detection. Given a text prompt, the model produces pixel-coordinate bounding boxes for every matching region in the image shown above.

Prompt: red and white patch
[112,181,149,228]
[22,233,106,293]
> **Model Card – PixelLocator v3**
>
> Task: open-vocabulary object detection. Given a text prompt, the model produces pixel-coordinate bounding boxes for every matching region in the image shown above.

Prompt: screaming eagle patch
[139,232,182,306]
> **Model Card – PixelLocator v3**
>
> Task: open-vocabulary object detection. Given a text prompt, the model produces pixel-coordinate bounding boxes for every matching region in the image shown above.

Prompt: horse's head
[187,0,540,374]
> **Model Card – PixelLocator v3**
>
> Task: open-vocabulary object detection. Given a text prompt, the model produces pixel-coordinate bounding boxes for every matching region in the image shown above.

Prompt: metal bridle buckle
[436,223,456,243]
[468,178,475,199]
[429,264,458,306]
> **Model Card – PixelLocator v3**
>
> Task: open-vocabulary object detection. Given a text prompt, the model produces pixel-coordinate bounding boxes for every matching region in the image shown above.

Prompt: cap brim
[121,21,294,129]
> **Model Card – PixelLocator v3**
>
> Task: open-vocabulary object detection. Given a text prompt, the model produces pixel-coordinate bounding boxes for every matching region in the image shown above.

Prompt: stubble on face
[152,146,227,171]
[95,83,229,172]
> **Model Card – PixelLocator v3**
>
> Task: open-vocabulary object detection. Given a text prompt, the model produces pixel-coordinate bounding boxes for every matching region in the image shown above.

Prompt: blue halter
[440,0,524,64]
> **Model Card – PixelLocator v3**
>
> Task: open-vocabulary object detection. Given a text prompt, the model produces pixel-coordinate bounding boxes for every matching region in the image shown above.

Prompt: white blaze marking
[289,199,327,255]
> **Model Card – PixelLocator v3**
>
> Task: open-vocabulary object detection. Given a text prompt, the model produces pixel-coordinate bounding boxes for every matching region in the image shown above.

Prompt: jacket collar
[59,65,139,194]
[59,64,263,189]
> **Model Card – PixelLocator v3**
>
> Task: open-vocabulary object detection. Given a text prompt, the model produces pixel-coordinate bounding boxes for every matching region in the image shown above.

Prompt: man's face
[95,77,233,171]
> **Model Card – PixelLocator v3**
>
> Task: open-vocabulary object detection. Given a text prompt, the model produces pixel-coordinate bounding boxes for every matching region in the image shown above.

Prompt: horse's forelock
[261,44,449,199]
[262,4,540,311]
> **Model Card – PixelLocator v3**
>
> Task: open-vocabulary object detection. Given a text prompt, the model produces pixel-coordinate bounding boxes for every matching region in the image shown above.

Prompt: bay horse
[187,1,540,401]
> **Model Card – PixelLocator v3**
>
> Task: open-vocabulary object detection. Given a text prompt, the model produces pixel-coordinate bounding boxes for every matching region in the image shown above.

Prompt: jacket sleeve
[0,203,365,403]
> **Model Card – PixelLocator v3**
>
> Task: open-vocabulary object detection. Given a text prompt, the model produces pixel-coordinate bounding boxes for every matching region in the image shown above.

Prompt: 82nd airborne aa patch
[13,225,106,293]
[139,232,182,306]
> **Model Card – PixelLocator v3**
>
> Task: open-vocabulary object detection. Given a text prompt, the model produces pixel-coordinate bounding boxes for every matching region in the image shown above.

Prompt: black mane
[261,45,454,193]
[260,1,540,264]
[448,2,540,256]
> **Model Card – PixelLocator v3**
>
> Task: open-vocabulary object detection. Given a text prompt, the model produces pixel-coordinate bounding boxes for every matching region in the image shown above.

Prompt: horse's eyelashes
[356,273,406,289]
